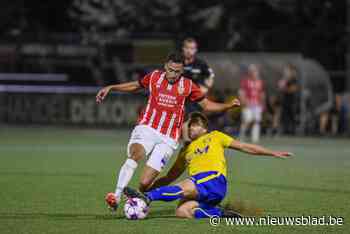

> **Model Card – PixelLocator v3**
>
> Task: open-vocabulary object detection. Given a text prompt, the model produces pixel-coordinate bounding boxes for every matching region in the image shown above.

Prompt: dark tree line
[0,0,347,70]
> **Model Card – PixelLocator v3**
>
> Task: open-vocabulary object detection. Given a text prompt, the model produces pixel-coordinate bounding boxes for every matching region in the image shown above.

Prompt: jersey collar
[162,71,183,85]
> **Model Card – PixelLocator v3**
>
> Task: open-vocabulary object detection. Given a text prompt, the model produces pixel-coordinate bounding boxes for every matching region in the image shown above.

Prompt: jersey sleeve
[138,72,153,89]
[215,131,234,147]
[189,81,205,102]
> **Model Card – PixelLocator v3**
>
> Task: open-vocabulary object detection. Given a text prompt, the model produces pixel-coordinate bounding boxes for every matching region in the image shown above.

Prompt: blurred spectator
[319,94,348,135]
[265,94,281,136]
[239,64,265,142]
[279,64,300,135]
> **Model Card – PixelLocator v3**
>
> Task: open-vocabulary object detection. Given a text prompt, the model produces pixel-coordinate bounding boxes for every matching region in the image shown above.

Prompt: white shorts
[127,125,178,172]
[242,106,262,123]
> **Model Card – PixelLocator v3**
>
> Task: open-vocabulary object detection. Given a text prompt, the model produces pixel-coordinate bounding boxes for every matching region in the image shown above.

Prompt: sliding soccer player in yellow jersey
[124,112,293,219]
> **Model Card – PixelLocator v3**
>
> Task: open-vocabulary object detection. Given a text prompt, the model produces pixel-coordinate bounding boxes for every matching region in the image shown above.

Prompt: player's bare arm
[229,140,293,158]
[198,97,241,113]
[96,81,141,103]
[148,155,186,190]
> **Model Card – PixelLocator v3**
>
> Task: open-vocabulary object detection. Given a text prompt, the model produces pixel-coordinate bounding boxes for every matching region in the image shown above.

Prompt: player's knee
[129,143,145,162]
[175,208,186,218]
[176,180,197,199]
[175,207,187,218]
[175,207,193,218]
[179,186,194,198]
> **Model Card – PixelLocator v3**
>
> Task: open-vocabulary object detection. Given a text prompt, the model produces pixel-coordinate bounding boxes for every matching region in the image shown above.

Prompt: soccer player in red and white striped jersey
[136,68,203,141]
[239,64,265,143]
[96,52,240,211]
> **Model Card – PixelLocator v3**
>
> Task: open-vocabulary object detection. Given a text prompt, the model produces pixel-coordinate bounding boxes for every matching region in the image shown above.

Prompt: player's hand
[271,151,293,159]
[229,98,241,108]
[96,86,111,104]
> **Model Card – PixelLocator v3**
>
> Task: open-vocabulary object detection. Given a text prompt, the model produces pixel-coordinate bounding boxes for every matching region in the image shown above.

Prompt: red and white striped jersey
[240,77,264,106]
[137,70,204,141]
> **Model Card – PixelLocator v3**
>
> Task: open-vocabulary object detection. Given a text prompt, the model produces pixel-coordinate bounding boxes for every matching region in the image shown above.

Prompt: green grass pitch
[0,126,349,234]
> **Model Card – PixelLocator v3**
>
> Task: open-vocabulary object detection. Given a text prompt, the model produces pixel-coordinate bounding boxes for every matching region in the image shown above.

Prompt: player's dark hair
[188,112,209,129]
[183,37,197,46]
[166,52,185,64]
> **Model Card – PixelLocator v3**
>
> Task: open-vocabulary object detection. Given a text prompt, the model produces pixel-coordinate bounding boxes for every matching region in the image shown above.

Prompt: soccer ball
[124,198,149,220]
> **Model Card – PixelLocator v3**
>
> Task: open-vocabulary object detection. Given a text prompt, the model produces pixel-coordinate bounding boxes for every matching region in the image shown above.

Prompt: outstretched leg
[124,178,197,204]
[106,143,145,211]
[175,200,199,218]
[115,143,145,198]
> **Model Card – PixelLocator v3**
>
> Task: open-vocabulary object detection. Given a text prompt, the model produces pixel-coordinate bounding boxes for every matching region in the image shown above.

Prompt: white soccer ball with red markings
[124,198,149,220]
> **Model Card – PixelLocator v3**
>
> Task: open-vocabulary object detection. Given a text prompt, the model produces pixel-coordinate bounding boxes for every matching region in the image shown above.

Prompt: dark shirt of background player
[182,38,215,113]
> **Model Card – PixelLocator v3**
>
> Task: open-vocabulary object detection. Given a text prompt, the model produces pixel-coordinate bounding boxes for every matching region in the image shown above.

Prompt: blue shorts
[190,171,227,207]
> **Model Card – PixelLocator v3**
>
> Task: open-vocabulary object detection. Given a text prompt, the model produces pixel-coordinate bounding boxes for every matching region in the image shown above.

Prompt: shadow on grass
[0,209,176,221]
[240,181,350,195]
[146,208,175,219]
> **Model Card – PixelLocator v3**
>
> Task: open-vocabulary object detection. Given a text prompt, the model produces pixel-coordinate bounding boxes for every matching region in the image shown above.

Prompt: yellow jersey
[178,130,234,177]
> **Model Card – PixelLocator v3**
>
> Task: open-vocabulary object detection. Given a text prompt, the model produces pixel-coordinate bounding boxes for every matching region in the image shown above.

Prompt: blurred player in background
[96,52,240,212]
[182,37,214,98]
[239,64,265,143]
[181,37,215,142]
[124,112,292,219]
[279,64,300,135]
